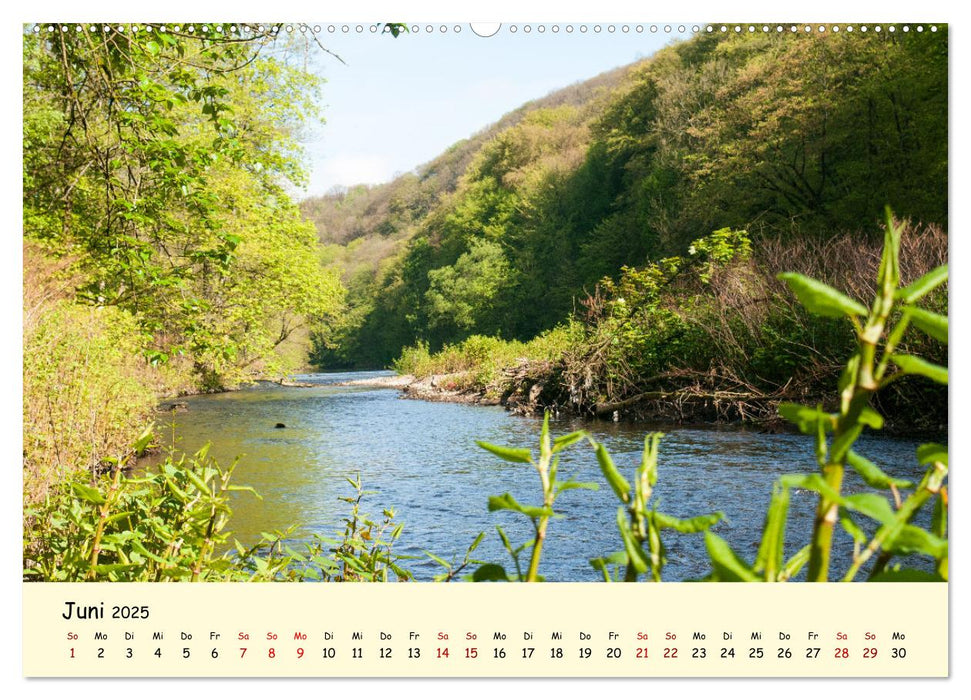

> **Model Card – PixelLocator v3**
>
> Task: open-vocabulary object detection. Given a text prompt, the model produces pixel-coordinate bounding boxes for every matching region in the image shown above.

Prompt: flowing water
[147,371,931,581]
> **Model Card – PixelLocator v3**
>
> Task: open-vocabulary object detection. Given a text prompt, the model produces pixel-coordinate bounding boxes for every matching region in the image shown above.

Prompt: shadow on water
[144,371,931,582]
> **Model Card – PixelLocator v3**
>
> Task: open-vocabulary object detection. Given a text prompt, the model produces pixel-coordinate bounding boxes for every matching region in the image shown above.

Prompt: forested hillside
[304,29,946,372]
[303,29,947,432]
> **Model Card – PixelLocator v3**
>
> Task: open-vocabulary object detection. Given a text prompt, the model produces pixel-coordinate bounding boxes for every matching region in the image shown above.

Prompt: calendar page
[19,2,952,686]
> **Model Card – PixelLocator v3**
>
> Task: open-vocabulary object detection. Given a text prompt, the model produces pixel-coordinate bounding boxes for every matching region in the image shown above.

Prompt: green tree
[23,24,343,387]
[425,239,511,336]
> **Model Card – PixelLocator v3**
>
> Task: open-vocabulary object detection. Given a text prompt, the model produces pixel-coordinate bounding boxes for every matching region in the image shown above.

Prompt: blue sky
[302,24,694,196]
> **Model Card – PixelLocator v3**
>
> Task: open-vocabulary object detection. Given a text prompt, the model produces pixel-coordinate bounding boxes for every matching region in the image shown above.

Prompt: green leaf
[132,426,155,455]
[92,564,138,576]
[104,511,134,526]
[846,451,913,489]
[905,306,948,344]
[778,403,832,434]
[858,406,884,430]
[640,433,663,488]
[472,563,509,582]
[467,532,486,555]
[878,208,902,290]
[163,477,190,501]
[226,484,262,499]
[539,411,551,457]
[705,532,759,582]
[780,545,810,581]
[868,569,945,583]
[592,551,628,568]
[884,526,947,559]
[195,443,211,462]
[777,272,868,318]
[71,483,106,505]
[839,513,867,544]
[476,441,532,464]
[552,431,586,454]
[779,473,843,503]
[183,468,213,497]
[487,493,553,519]
[130,540,172,565]
[388,561,412,580]
[842,493,895,526]
[554,479,599,493]
[589,554,621,582]
[890,354,948,385]
[754,482,789,580]
[895,264,948,304]
[916,443,948,467]
[423,551,451,569]
[829,424,862,463]
[595,442,630,503]
[653,512,723,533]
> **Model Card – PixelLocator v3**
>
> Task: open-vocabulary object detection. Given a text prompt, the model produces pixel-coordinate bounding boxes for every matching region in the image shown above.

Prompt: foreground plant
[23,447,414,582]
[474,413,597,581]
[24,442,253,582]
[590,433,722,581]
[319,474,413,582]
[704,209,948,581]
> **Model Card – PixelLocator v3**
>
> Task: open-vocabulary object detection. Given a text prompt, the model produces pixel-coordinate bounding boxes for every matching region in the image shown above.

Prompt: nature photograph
[22,22,948,584]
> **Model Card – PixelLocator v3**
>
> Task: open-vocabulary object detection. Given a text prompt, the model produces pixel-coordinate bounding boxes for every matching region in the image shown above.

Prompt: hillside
[301,27,947,429]
[300,61,638,354]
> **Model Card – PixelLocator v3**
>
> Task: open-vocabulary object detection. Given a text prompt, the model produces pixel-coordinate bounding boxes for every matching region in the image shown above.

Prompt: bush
[393,325,579,392]
[23,299,156,502]
[24,449,412,583]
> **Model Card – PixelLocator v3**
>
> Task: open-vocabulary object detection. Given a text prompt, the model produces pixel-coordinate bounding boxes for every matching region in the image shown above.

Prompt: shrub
[23,299,156,502]
[23,448,412,583]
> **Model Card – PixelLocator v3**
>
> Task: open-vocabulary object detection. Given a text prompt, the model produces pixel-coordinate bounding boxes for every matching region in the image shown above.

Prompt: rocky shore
[339,369,553,415]
[340,372,495,404]
[339,369,803,429]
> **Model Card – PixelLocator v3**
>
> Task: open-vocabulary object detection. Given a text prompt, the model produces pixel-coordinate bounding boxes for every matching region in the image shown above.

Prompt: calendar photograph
[20,19,950,679]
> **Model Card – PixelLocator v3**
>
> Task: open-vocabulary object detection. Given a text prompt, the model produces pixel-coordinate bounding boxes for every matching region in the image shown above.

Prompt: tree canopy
[24,23,343,386]
[303,29,947,369]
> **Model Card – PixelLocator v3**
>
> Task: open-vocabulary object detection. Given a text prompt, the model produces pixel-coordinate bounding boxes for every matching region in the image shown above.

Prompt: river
[148,370,932,581]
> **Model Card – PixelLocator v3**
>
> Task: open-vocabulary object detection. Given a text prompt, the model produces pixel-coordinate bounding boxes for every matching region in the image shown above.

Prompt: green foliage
[688,227,752,283]
[769,211,949,582]
[474,412,597,581]
[23,296,157,501]
[25,446,257,582]
[424,532,486,582]
[393,325,581,398]
[589,433,722,582]
[425,239,511,334]
[309,28,946,370]
[24,450,414,583]
[23,24,344,390]
[311,474,414,582]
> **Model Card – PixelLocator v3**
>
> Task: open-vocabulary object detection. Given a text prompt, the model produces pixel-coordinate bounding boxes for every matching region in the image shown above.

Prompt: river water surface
[150,371,931,581]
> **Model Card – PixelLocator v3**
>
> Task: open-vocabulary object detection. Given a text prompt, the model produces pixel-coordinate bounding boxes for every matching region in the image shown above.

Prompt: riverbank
[343,365,945,438]
[340,367,796,428]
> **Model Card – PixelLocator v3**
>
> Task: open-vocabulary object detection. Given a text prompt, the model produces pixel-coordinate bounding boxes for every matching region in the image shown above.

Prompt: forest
[305,28,947,432]
[23,25,948,584]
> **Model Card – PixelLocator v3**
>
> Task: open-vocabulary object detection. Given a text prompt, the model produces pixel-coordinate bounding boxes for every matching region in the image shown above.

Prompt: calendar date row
[68,643,910,662]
